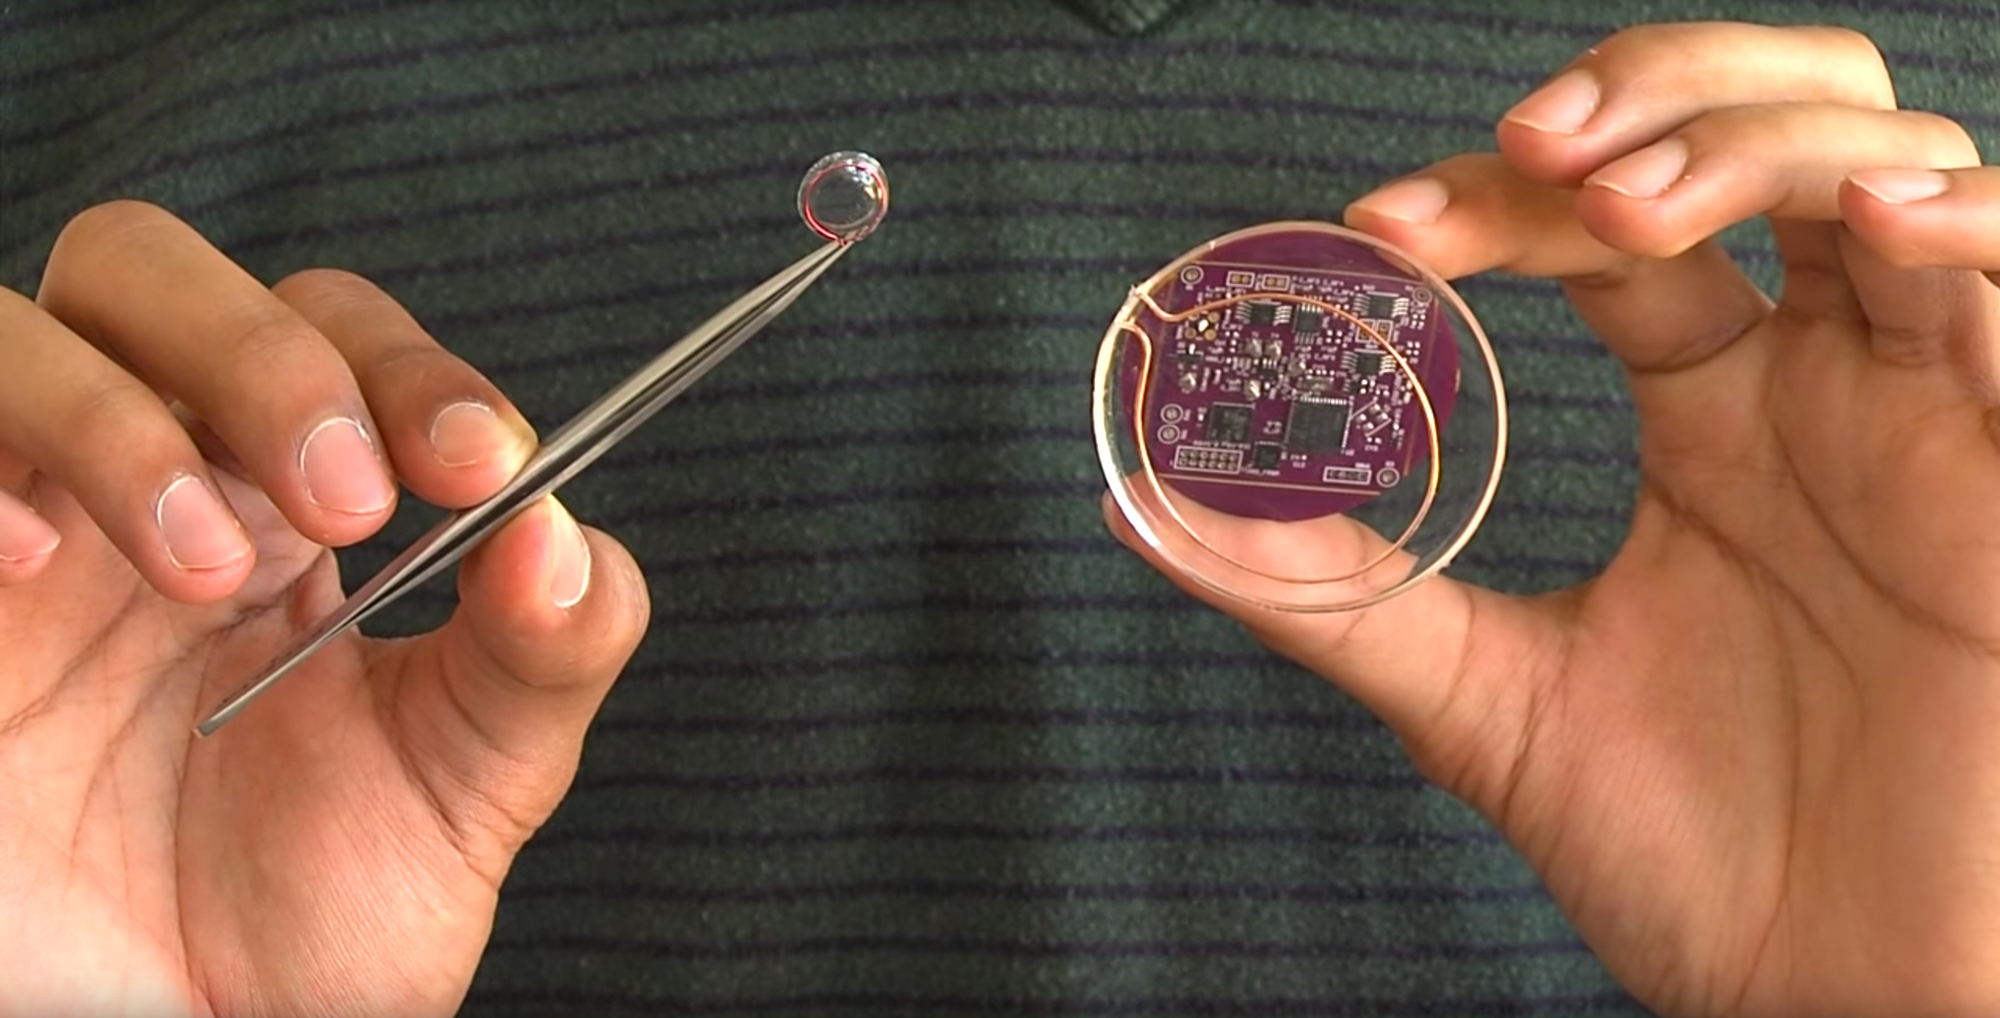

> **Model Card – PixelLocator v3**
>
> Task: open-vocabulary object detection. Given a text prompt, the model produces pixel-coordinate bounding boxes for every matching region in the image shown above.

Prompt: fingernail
[1585,138,1688,199]
[547,500,591,610]
[300,417,394,515]
[156,474,249,571]
[0,498,59,563]
[1349,177,1449,225]
[429,400,525,469]
[1848,168,1951,204]
[1502,69,1600,134]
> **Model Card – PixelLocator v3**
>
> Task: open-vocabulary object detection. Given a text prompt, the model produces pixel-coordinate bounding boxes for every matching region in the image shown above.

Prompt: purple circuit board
[1119,230,1459,522]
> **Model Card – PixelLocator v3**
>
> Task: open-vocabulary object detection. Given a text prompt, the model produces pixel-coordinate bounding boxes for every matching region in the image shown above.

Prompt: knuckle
[1578,20,1709,70]
[272,266,381,306]
[52,200,179,263]
[217,310,326,374]
[1574,24,1642,71]
[56,381,179,464]
[364,343,463,390]
[1905,110,1981,164]
[1816,25,1892,98]
[0,285,36,319]
[1867,322,1937,368]
[45,201,182,310]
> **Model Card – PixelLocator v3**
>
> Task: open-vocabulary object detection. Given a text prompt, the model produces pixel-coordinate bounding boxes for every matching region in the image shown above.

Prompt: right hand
[1110,22,2000,1018]
[0,201,650,1017]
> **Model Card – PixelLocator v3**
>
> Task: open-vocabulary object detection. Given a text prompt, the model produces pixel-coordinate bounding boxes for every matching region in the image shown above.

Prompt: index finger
[38,201,398,549]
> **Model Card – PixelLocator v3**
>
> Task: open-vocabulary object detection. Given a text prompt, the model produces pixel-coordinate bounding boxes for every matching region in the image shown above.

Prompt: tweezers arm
[194,240,852,736]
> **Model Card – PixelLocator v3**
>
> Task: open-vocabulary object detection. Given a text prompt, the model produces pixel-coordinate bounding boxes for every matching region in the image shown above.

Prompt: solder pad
[1118,230,1459,522]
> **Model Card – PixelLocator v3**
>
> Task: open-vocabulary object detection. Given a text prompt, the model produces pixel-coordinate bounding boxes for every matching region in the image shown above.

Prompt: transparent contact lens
[1092,222,1507,612]
[798,151,889,243]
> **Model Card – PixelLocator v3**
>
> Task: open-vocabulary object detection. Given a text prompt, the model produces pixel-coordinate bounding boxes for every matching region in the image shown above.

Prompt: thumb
[390,495,649,876]
[1102,493,1572,806]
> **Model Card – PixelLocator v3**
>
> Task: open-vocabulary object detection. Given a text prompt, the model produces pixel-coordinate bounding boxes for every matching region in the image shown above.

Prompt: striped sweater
[2,1,1995,1014]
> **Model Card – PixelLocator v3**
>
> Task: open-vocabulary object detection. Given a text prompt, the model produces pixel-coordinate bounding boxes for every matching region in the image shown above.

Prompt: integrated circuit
[1252,442,1284,471]
[1204,402,1254,445]
[1285,399,1350,456]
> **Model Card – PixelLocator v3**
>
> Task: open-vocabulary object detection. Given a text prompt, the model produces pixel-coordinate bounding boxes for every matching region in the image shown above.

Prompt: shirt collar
[1058,0,1208,34]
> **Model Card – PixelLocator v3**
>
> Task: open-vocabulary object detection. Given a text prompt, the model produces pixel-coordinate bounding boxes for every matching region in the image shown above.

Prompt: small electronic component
[1286,399,1351,457]
[1252,442,1284,472]
[1205,402,1254,444]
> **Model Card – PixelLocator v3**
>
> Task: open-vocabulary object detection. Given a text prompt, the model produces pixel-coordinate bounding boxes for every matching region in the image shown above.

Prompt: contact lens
[1092,222,1507,612]
[798,151,889,243]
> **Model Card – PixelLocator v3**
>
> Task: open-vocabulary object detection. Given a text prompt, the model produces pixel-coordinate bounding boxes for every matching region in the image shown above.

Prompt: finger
[37,201,397,548]
[1346,154,1625,280]
[1345,154,1771,377]
[1841,167,2000,391]
[1573,104,1980,259]
[385,497,649,875]
[1571,102,1977,371]
[1844,167,2000,276]
[1100,493,1569,808]
[273,269,537,509]
[1497,22,1895,185]
[0,287,254,601]
[0,487,60,582]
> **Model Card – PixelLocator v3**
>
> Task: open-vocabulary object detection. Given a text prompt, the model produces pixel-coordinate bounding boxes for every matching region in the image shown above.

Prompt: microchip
[1252,443,1284,471]
[1205,402,1254,444]
[1286,399,1350,455]
[1353,350,1383,376]
[1247,301,1279,327]
[1363,292,1397,319]
[1293,307,1323,335]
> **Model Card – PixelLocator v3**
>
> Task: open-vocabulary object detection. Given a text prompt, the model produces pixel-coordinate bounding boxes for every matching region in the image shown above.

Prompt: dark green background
[1,1,1993,1014]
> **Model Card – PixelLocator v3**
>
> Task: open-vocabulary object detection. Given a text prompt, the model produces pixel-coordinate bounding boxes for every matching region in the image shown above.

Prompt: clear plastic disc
[798,151,889,243]
[1092,221,1507,612]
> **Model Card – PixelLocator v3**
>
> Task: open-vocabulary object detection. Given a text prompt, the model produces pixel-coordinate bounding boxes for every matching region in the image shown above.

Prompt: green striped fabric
[2,1,1994,1014]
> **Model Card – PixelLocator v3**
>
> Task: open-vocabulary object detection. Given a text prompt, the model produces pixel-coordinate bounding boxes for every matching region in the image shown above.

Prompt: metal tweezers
[195,239,856,736]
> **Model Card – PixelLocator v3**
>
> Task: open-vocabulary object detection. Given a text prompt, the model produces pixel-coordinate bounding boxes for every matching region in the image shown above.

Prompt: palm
[0,473,497,1015]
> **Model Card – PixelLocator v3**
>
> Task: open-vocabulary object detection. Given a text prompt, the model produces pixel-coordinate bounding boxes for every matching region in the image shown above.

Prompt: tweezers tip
[192,675,272,738]
[192,704,236,739]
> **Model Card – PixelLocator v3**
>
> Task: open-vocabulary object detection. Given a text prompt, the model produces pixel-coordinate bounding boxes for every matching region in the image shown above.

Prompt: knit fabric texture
[1,1,1996,1014]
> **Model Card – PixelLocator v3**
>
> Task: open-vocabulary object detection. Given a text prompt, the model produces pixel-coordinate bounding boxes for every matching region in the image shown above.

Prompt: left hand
[0,205,652,1016]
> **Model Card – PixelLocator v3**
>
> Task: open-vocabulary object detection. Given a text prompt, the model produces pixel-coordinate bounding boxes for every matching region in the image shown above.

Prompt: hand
[0,203,650,1016]
[1110,23,2000,1018]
